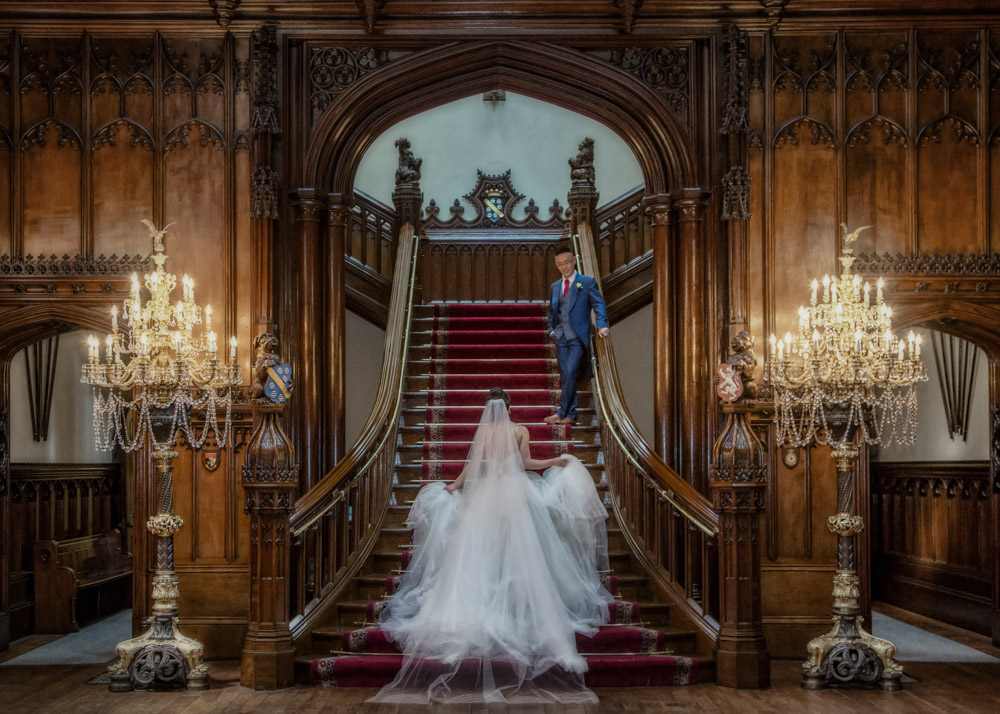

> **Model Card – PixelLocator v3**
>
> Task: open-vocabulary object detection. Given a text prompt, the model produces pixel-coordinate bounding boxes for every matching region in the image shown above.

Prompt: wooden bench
[33,530,132,634]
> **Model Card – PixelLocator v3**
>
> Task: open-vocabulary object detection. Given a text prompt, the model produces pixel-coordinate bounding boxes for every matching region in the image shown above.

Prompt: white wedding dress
[370,399,614,704]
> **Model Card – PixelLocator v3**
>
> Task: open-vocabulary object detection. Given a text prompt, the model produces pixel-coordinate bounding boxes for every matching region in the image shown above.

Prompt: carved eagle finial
[140,219,177,253]
[840,223,872,247]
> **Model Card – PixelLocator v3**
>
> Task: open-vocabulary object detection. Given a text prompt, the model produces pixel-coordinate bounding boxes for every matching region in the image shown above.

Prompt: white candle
[769,333,777,358]
[205,304,212,329]
[105,334,113,361]
[777,339,784,361]
[783,332,792,356]
[877,277,884,303]
[823,275,830,302]
[230,336,237,362]
[812,329,821,354]
[208,330,218,355]
[140,333,149,355]
[914,334,922,359]
[810,279,819,305]
[863,282,871,304]
[897,341,905,360]
[111,305,118,332]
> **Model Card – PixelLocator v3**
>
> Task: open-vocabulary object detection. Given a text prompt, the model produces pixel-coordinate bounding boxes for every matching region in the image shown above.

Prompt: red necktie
[563,279,570,297]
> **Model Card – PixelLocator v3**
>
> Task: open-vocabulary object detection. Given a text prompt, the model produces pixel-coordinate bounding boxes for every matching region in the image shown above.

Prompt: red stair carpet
[309,302,702,689]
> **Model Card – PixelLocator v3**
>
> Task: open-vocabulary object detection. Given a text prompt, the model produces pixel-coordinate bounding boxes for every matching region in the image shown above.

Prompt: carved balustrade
[286,223,420,649]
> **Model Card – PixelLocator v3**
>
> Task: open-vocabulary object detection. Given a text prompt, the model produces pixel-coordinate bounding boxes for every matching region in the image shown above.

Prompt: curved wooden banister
[286,224,419,640]
[573,224,718,535]
[572,224,721,641]
[291,223,419,535]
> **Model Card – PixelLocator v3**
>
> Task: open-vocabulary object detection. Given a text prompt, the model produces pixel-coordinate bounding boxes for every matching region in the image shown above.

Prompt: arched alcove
[304,41,694,198]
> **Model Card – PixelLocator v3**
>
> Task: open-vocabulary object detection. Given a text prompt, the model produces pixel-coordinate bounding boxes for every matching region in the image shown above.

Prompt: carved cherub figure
[569,137,596,183]
[727,330,759,399]
[394,138,422,185]
[251,332,283,402]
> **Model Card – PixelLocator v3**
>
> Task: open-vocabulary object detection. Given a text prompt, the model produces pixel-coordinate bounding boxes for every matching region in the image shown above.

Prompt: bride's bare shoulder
[513,423,528,438]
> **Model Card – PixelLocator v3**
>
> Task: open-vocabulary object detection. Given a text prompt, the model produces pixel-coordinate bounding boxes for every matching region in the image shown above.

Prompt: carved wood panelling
[871,461,993,634]
[419,238,563,303]
[349,190,396,280]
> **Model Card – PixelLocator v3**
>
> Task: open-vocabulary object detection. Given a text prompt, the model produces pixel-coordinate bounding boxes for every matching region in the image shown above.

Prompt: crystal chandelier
[765,226,927,449]
[83,232,241,453]
[764,225,927,692]
[81,221,242,693]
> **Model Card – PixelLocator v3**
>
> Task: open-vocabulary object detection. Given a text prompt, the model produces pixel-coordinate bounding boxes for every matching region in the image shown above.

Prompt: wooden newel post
[566,137,598,239]
[709,333,770,688]
[241,335,298,690]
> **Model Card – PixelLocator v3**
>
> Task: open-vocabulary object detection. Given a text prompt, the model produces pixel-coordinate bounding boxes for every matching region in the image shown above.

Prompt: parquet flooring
[3,603,999,712]
[1,658,999,713]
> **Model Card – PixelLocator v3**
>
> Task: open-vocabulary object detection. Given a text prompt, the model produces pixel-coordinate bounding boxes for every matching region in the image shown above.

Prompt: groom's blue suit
[549,273,609,421]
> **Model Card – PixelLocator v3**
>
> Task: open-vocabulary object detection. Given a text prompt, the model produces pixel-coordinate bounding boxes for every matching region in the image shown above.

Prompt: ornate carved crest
[422,170,566,232]
[202,449,220,472]
[716,363,744,403]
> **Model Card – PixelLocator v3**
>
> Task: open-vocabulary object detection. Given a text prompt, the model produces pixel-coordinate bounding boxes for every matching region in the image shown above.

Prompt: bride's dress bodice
[371,403,613,704]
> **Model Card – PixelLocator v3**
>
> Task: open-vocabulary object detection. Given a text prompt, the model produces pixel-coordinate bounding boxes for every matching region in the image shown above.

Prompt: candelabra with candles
[764,225,926,691]
[82,221,242,692]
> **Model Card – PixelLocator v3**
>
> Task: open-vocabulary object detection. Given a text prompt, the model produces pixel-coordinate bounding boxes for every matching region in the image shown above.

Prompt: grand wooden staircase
[256,223,751,694]
[294,301,713,687]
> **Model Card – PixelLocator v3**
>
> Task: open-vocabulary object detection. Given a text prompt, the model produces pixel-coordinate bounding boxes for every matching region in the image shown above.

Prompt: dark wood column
[291,189,324,489]
[711,401,770,688]
[249,25,281,335]
[325,196,348,468]
[676,188,711,491]
[646,194,674,464]
[241,401,298,690]
[991,359,1000,647]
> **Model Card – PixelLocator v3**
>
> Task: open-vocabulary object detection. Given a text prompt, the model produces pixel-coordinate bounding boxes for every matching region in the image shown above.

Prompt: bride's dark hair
[488,387,510,409]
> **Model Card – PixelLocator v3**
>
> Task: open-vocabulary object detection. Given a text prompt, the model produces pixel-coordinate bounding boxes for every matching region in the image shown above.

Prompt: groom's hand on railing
[597,327,609,338]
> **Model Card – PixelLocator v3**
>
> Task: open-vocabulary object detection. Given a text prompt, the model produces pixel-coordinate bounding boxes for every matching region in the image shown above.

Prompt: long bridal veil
[370,399,613,704]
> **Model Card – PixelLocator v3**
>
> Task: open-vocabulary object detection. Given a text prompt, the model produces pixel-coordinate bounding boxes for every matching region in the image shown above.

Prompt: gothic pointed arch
[304,41,694,197]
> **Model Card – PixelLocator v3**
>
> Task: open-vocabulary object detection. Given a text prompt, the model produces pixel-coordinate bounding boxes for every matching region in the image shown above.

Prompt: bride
[370,388,614,704]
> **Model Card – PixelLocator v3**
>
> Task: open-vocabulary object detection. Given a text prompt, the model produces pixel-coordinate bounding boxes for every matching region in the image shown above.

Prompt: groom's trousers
[555,337,586,421]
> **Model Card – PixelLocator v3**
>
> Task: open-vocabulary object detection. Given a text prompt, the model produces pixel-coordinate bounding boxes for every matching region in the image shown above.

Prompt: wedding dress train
[369,399,614,704]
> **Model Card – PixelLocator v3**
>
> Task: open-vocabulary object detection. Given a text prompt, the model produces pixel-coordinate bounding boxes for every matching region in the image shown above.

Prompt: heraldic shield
[265,363,293,403]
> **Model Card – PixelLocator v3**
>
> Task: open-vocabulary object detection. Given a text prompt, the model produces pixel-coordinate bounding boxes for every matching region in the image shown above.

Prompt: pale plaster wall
[354,92,644,216]
[874,327,989,462]
[345,310,388,447]
[9,329,113,463]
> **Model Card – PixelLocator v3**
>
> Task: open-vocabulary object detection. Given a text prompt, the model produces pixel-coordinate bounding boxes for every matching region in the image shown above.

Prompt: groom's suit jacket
[549,273,609,382]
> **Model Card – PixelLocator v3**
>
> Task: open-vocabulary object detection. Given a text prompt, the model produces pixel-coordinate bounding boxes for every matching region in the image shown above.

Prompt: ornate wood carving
[250,166,279,219]
[355,0,385,34]
[391,138,423,229]
[422,169,565,232]
[309,47,399,124]
[616,0,643,33]
[854,252,1000,274]
[0,253,146,277]
[251,25,280,134]
[721,166,751,220]
[992,404,1000,492]
[588,46,690,119]
[721,26,750,136]
[241,391,298,690]
[210,1,240,29]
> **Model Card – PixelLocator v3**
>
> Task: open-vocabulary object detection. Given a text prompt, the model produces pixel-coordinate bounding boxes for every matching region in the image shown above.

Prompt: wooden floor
[2,604,998,713]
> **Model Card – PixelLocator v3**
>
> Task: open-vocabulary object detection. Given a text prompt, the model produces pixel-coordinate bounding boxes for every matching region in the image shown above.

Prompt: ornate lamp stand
[764,226,926,691]
[82,222,242,692]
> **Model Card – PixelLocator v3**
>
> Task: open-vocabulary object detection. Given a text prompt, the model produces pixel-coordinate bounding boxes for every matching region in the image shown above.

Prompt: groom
[544,246,609,425]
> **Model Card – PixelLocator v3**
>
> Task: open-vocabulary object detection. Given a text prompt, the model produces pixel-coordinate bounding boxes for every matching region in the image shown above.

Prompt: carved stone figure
[728,330,758,399]
[394,138,422,185]
[251,333,282,402]
[568,137,595,184]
